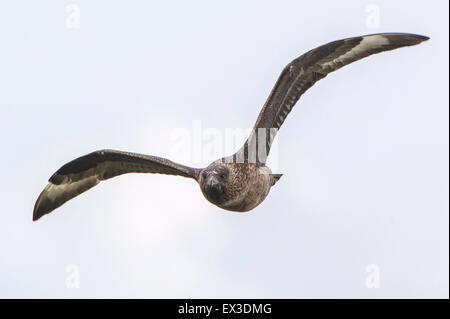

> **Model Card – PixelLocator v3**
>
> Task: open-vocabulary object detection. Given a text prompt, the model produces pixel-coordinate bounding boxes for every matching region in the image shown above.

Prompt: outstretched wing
[33,149,200,221]
[237,33,429,164]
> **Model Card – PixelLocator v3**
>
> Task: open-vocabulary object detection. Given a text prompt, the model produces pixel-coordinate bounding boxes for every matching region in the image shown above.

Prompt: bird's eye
[202,171,208,179]
[219,173,226,179]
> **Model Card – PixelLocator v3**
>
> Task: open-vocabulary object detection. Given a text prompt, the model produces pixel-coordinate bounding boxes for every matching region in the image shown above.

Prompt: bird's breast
[216,165,273,212]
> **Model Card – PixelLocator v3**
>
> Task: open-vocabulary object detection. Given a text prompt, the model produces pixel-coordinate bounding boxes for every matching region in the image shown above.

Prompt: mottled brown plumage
[199,158,280,212]
[33,33,428,221]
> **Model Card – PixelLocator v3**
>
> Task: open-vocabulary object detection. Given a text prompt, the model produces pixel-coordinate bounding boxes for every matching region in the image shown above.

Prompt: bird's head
[199,164,230,205]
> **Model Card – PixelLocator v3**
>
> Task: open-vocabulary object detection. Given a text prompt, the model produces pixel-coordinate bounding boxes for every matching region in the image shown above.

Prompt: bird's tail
[271,174,283,186]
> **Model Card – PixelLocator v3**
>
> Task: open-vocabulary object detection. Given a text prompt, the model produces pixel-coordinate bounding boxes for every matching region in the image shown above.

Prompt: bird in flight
[33,32,429,221]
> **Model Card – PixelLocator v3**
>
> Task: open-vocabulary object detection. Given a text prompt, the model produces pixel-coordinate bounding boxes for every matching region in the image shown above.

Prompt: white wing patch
[44,176,100,202]
[34,176,100,220]
[321,35,390,70]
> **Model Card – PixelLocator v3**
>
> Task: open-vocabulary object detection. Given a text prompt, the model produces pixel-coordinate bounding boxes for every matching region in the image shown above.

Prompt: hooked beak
[207,176,220,188]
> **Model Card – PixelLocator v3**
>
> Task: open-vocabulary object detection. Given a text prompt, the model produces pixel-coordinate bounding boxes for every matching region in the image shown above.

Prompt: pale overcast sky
[0,0,448,298]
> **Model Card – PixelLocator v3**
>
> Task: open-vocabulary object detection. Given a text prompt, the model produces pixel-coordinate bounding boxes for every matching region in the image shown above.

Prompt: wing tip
[32,211,42,222]
[360,32,430,47]
[32,183,59,222]
[404,33,430,44]
[32,190,50,222]
[381,33,430,46]
[32,205,45,222]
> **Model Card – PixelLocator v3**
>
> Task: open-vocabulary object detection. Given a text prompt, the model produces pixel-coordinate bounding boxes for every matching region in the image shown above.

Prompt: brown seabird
[33,33,429,221]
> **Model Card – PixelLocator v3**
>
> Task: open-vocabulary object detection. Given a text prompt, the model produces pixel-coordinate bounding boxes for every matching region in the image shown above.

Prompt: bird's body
[199,159,278,212]
[33,32,429,221]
